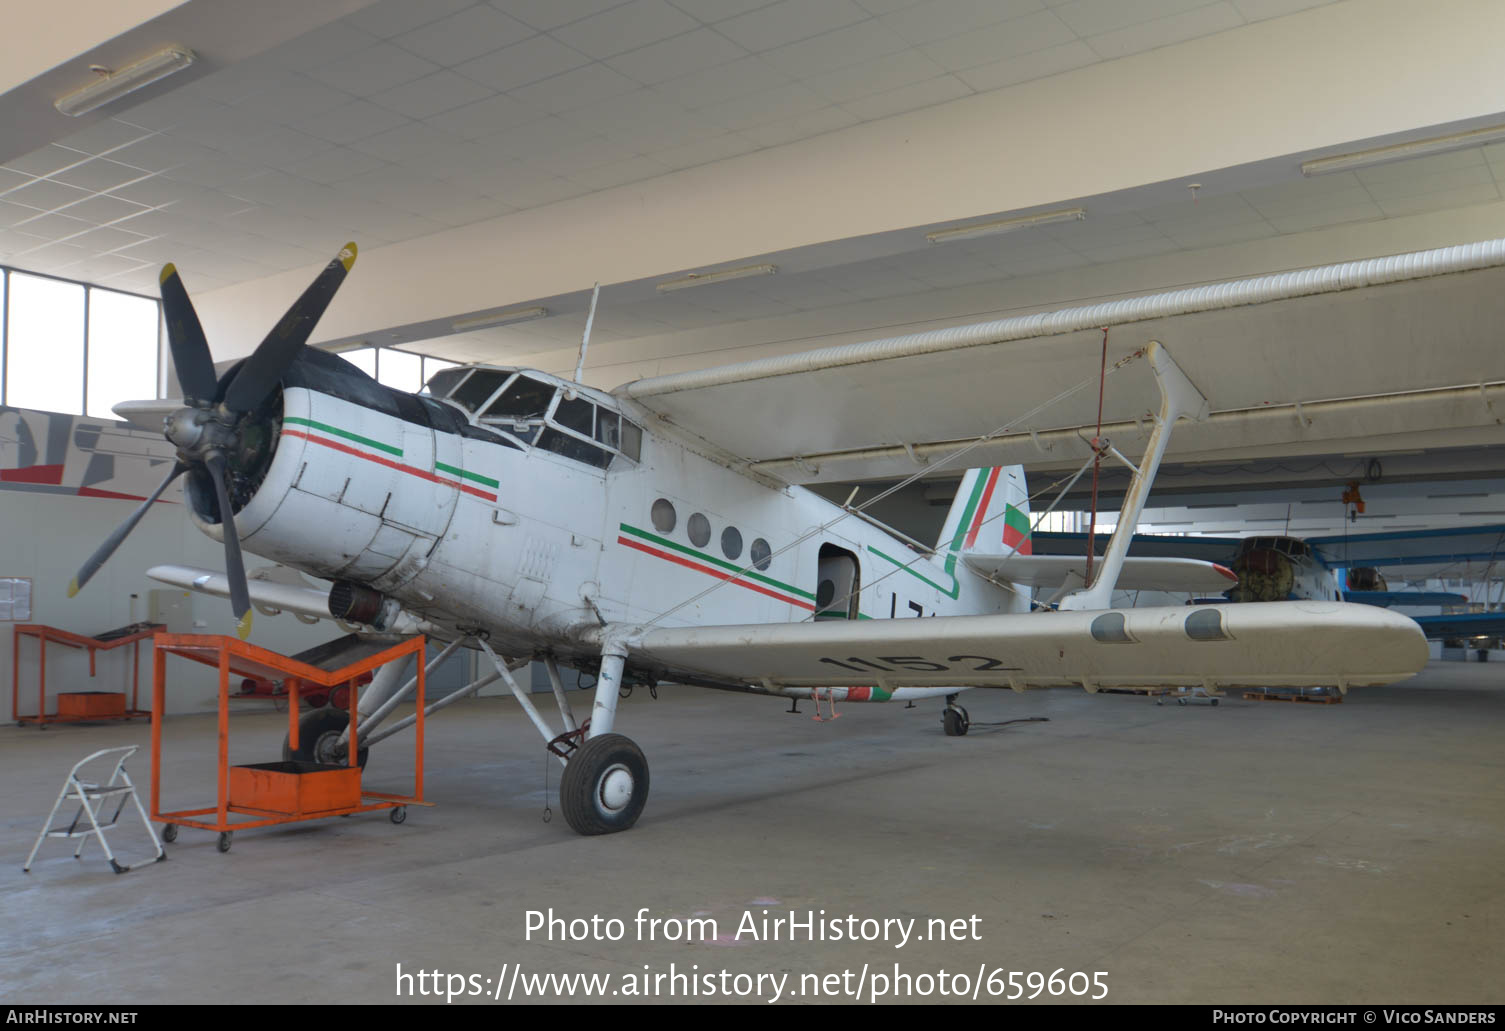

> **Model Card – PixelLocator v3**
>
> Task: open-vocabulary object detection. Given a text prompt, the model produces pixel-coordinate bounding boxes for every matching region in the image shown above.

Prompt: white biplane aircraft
[81,243,1428,834]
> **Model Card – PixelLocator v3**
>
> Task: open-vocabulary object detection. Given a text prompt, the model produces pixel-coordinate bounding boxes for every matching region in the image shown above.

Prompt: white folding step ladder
[24,745,165,874]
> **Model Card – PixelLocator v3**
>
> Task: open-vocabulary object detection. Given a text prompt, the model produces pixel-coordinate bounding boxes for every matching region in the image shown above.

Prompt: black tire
[559,733,649,835]
[389,806,406,825]
[1211,697,1220,707]
[943,708,969,737]
[217,832,232,853]
[282,707,369,769]
[161,823,178,843]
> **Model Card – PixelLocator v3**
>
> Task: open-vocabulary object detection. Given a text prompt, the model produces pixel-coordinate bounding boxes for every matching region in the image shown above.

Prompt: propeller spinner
[69,243,358,639]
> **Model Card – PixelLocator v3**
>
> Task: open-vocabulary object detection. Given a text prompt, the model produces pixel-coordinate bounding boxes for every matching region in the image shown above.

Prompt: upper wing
[1306,524,1505,575]
[962,553,1237,593]
[615,239,1505,484]
[1344,590,1469,608]
[605,601,1427,693]
[1411,611,1505,641]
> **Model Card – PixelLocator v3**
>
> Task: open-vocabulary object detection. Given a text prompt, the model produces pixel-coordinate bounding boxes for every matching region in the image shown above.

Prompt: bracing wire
[639,348,1148,629]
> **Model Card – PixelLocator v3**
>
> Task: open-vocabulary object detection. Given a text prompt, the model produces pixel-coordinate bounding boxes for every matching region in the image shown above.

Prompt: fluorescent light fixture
[656,264,778,292]
[1301,124,1505,176]
[55,47,196,117]
[451,306,548,332]
[926,207,1085,245]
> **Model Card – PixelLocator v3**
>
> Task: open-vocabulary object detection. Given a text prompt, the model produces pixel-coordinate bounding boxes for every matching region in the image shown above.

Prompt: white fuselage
[198,365,1027,686]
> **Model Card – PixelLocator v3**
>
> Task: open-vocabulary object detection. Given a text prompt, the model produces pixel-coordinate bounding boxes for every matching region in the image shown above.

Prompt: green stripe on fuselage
[436,461,498,488]
[620,523,816,600]
[283,416,402,457]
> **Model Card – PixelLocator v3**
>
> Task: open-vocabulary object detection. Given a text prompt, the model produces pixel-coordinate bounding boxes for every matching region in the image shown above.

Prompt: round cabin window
[687,513,711,548]
[651,498,676,533]
[750,538,772,571]
[722,526,743,560]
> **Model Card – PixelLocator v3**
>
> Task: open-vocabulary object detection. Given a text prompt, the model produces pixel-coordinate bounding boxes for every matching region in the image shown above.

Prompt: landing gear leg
[942,693,970,737]
[560,637,648,834]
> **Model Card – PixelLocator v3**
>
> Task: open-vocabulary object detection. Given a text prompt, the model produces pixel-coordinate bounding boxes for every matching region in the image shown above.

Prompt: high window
[0,266,160,419]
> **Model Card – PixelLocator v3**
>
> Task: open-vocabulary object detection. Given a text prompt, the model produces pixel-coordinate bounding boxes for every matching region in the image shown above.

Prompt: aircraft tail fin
[937,465,1032,558]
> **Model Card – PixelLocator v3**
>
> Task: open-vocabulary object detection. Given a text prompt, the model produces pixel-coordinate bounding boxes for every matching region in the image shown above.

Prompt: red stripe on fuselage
[283,428,497,501]
[617,536,814,610]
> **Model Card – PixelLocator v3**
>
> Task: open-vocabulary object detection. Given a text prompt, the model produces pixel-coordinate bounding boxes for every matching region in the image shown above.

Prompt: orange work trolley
[150,633,428,852]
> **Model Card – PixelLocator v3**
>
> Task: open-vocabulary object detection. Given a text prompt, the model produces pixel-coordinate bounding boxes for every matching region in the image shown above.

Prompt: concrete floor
[2,662,1501,1005]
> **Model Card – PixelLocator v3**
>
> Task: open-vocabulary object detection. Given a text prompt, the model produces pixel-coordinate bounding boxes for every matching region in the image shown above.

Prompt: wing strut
[1058,341,1209,611]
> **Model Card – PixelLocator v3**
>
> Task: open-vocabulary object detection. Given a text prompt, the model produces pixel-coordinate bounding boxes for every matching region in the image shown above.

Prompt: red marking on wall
[1,464,64,485]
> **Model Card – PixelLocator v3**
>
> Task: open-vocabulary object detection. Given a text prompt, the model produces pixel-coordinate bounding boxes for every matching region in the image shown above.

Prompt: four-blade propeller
[69,243,358,639]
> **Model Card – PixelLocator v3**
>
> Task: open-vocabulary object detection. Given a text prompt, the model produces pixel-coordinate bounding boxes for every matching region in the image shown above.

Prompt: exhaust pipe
[329,581,393,628]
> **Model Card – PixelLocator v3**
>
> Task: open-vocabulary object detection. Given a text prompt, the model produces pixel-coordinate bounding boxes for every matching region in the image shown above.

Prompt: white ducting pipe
[620,238,1505,398]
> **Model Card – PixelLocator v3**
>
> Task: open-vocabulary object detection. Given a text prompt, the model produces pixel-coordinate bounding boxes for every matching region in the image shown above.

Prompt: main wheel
[559,733,649,835]
[943,707,969,736]
[282,708,369,769]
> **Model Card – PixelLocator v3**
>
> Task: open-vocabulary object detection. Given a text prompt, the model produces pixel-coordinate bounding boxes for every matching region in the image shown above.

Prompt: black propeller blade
[70,242,360,640]
[204,452,252,638]
[159,264,219,406]
[222,242,357,413]
[68,461,187,599]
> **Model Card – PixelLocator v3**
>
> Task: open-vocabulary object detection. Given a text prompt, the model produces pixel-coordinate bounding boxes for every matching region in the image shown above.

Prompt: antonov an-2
[80,244,1428,835]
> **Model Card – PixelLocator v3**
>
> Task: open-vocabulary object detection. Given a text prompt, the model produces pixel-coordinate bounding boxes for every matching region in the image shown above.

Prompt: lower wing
[605,602,1427,694]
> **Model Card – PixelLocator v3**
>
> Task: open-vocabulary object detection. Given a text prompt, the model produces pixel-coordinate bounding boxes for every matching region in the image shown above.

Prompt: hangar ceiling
[1,0,1354,298]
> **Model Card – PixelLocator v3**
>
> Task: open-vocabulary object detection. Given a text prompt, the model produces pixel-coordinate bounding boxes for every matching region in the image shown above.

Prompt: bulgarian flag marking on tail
[1002,503,1032,555]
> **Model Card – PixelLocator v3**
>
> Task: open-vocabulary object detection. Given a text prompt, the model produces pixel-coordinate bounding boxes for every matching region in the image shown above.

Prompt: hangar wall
[0,403,349,719]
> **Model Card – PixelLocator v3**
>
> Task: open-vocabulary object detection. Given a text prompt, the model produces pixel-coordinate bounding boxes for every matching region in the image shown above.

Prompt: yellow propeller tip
[236,610,253,640]
[159,263,176,284]
[339,242,357,271]
[67,578,79,598]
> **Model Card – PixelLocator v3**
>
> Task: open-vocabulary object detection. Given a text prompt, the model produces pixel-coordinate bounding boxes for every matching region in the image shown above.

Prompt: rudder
[936,466,1031,557]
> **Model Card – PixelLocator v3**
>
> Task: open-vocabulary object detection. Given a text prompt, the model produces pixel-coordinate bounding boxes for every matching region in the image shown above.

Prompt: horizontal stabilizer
[964,553,1237,593]
[605,601,1427,693]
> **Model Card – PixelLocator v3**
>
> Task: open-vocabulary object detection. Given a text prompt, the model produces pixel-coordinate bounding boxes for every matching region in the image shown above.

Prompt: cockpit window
[553,395,594,436]
[482,375,555,421]
[450,371,509,412]
[434,366,644,470]
[538,428,612,469]
[594,409,619,449]
[424,367,471,397]
[619,420,641,461]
